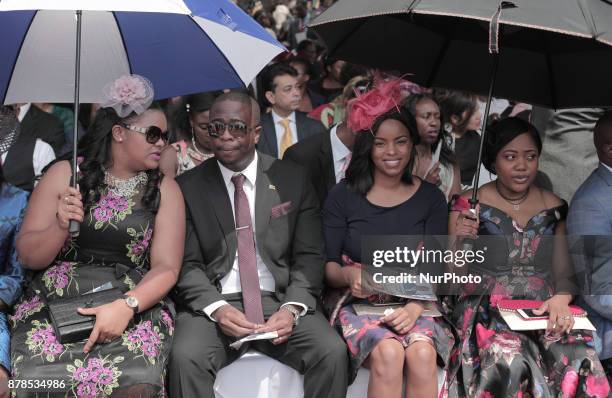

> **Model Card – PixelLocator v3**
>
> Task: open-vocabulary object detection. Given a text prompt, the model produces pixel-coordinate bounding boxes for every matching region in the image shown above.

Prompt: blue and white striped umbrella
[0,0,286,104]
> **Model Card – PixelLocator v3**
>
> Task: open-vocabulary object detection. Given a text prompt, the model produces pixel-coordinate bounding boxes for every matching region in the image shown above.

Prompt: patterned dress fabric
[0,184,27,372]
[10,180,174,398]
[323,180,456,389]
[447,196,610,398]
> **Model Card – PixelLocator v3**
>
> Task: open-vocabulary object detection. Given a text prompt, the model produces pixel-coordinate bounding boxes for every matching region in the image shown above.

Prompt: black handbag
[46,287,125,344]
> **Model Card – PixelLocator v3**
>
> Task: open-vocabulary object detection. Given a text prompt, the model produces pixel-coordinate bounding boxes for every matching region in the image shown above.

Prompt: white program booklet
[229,331,279,350]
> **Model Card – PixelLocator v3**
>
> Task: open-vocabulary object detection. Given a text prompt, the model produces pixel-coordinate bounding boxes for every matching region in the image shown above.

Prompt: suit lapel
[295,112,307,142]
[596,163,612,186]
[255,153,281,248]
[320,131,336,189]
[201,161,237,258]
[261,114,278,158]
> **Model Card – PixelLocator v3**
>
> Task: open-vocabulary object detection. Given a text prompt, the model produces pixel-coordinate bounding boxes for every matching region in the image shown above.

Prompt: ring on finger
[561,315,571,321]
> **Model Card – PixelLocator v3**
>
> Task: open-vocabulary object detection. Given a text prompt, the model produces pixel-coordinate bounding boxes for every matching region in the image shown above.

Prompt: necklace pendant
[513,204,520,211]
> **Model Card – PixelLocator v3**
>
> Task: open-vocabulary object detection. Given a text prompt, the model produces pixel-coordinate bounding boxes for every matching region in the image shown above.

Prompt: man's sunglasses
[207,120,251,138]
[120,123,169,144]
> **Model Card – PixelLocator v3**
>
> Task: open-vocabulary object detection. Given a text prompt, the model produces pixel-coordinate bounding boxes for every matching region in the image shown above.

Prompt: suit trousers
[168,294,349,398]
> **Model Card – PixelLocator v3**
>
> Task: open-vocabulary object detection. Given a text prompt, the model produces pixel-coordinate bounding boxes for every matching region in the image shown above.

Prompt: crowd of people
[0,1,611,397]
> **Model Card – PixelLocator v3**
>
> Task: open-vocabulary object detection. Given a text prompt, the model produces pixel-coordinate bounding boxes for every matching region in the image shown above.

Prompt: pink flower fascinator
[346,75,424,133]
[102,74,154,118]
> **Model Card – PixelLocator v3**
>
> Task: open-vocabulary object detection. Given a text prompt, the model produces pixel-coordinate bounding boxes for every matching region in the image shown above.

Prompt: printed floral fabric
[326,255,455,389]
[446,197,610,398]
[10,184,173,397]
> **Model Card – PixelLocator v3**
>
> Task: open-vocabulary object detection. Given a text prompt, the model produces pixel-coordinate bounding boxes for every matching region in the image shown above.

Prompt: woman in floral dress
[11,75,185,397]
[449,117,610,397]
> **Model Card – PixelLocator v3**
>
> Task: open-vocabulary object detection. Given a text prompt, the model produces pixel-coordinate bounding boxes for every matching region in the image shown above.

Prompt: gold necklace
[495,180,529,211]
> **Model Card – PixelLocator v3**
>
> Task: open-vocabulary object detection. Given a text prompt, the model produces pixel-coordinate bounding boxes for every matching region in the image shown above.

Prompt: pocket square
[270,201,293,219]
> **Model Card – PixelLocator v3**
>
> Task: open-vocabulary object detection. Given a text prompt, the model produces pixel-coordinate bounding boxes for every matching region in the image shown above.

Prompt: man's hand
[213,304,259,338]
[257,307,295,345]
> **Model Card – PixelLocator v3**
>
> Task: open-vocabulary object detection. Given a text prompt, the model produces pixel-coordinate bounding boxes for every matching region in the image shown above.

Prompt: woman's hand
[342,267,373,298]
[424,162,441,186]
[381,301,424,335]
[454,207,480,242]
[78,299,134,353]
[56,186,84,230]
[533,294,574,335]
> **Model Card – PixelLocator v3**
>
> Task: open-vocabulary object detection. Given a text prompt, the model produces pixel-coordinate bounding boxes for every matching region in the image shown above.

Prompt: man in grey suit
[169,92,348,397]
[567,111,612,374]
[258,63,327,158]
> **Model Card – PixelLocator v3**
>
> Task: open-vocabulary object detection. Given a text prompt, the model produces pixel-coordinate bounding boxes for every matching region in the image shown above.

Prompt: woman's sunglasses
[120,123,169,144]
[207,120,250,138]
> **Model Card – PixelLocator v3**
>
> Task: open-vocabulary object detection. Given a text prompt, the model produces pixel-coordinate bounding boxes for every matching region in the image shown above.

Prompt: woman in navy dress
[323,81,455,398]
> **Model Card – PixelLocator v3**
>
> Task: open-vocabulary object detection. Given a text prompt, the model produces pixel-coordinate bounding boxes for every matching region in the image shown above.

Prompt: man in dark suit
[283,121,356,208]
[258,63,326,158]
[170,92,348,398]
[16,103,65,155]
[1,104,61,191]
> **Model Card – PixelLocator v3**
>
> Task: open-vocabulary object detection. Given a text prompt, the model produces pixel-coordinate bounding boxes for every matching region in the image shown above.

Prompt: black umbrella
[310,0,612,210]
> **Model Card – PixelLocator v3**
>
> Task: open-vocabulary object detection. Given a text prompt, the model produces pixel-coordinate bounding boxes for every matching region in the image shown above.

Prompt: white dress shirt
[329,124,351,183]
[203,152,306,320]
[272,110,297,156]
[603,162,612,175]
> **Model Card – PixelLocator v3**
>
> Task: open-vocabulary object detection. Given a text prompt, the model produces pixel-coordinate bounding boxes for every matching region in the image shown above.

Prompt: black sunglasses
[207,119,251,138]
[120,123,169,144]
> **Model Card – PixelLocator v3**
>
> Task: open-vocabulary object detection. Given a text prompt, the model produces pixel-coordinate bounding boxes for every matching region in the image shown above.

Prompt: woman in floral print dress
[11,75,185,397]
[448,117,609,397]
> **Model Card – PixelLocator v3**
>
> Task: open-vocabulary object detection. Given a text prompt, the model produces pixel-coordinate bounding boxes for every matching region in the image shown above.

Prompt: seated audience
[404,93,460,201]
[258,63,326,158]
[449,117,610,397]
[435,90,482,190]
[323,80,453,397]
[568,111,612,378]
[160,92,217,177]
[169,92,349,398]
[12,75,184,397]
[289,57,326,113]
[0,105,55,192]
[0,162,27,398]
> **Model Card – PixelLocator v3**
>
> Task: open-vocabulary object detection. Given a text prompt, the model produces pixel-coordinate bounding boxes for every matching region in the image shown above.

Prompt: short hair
[346,108,420,195]
[263,63,298,94]
[288,57,312,77]
[482,117,542,174]
[296,39,315,53]
[594,111,612,147]
[211,91,255,123]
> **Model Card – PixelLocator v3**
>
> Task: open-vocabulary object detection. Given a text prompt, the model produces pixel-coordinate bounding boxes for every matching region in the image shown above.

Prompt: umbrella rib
[186,15,244,86]
[2,11,37,105]
[112,12,134,74]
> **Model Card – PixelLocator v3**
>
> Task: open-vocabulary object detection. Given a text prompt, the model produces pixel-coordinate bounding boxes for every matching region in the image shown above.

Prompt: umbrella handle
[69,219,80,237]
[461,203,479,252]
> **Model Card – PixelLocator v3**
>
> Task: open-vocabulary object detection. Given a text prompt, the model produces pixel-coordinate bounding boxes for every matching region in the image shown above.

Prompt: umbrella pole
[468,54,499,209]
[68,10,82,237]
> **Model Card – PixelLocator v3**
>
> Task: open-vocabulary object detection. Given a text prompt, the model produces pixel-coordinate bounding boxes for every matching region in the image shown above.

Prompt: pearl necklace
[104,170,148,198]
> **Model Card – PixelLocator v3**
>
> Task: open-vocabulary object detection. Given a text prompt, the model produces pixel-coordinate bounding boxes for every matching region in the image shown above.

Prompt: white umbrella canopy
[0,0,285,104]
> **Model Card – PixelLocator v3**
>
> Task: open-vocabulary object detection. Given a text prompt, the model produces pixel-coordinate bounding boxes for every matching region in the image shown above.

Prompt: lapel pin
[269,184,276,190]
